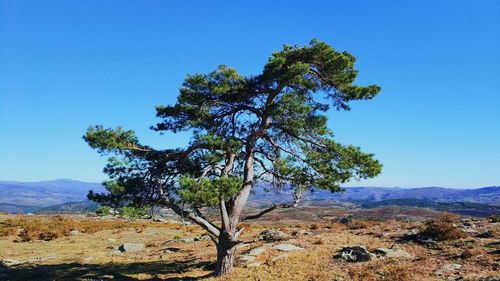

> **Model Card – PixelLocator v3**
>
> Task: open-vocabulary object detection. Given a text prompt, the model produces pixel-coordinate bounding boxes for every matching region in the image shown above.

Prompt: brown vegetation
[421,213,467,241]
[0,215,179,242]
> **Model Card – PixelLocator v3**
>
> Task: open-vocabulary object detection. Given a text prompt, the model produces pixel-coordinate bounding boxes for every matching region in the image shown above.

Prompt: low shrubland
[0,215,174,242]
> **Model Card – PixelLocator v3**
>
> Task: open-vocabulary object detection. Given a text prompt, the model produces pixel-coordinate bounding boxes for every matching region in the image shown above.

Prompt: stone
[194,235,211,241]
[69,230,79,236]
[271,253,289,261]
[272,244,304,252]
[244,247,266,256]
[240,255,256,261]
[293,229,312,236]
[435,263,463,276]
[118,243,145,252]
[335,246,375,262]
[162,247,181,254]
[259,229,290,242]
[178,237,196,243]
[339,217,352,225]
[1,259,22,266]
[374,247,411,259]
[82,257,94,263]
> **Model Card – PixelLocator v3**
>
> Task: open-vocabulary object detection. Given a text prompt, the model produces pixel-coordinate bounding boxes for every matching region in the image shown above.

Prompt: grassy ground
[0,211,499,281]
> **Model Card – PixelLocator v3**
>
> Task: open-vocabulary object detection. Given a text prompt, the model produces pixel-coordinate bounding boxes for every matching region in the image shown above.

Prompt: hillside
[1,180,498,215]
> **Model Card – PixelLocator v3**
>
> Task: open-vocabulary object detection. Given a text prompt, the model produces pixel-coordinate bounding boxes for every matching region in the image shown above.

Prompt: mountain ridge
[0,179,498,214]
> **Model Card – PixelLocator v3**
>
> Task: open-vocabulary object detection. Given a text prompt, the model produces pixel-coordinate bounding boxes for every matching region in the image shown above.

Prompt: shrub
[119,206,150,219]
[346,219,372,230]
[95,206,112,216]
[488,215,500,223]
[421,213,466,241]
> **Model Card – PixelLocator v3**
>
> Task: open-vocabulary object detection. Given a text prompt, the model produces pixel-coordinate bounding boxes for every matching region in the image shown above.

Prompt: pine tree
[84,39,382,276]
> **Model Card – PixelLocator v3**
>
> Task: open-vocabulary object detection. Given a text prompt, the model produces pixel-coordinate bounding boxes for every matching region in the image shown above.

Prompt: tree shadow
[0,258,214,281]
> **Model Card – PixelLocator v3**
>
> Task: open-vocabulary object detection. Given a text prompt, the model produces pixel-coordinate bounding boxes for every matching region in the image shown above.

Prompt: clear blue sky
[1,1,499,188]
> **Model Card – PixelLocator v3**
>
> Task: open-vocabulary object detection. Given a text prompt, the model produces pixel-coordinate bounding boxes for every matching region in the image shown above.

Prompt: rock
[195,235,211,241]
[178,237,196,243]
[292,229,312,236]
[374,247,411,259]
[244,247,266,256]
[1,259,22,266]
[398,233,439,249]
[240,255,256,261]
[335,246,375,262]
[69,230,79,236]
[259,229,290,242]
[271,253,289,261]
[162,247,181,254]
[272,244,304,252]
[378,232,391,238]
[435,263,463,276]
[246,262,262,267]
[82,257,94,263]
[108,238,116,242]
[118,243,145,252]
[478,277,500,281]
[339,217,352,225]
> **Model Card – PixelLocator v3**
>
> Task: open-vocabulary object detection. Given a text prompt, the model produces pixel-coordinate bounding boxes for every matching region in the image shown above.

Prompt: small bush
[346,219,372,230]
[120,206,149,219]
[488,215,500,223]
[96,206,112,216]
[421,213,466,241]
[460,247,484,259]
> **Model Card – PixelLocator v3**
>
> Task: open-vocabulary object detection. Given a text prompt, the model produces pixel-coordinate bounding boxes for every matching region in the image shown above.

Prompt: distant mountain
[0,179,498,214]
[36,200,100,214]
[0,179,105,212]
[249,185,500,205]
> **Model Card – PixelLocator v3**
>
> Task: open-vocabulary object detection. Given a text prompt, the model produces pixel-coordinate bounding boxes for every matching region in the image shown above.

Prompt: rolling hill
[0,179,498,214]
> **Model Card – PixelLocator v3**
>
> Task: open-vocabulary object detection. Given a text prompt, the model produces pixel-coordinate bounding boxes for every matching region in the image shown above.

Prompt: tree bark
[214,231,237,276]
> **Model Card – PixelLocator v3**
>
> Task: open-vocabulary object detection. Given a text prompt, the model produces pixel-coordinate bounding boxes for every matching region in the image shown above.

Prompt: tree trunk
[214,233,237,276]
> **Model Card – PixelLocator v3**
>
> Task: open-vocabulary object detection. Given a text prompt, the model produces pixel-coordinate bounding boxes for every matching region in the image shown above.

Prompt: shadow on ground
[0,258,214,281]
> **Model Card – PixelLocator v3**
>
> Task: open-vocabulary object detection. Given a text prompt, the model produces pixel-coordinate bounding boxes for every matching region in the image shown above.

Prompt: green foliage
[119,206,150,219]
[178,176,243,206]
[95,206,112,216]
[84,39,382,211]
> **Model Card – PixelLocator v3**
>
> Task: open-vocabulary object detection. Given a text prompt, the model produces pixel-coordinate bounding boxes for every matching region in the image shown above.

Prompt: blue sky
[1,1,499,188]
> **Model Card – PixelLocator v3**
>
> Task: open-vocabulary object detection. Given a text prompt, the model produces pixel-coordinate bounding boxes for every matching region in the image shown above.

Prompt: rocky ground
[0,210,499,281]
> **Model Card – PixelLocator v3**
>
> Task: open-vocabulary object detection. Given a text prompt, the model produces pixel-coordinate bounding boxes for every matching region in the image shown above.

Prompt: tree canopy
[84,39,382,275]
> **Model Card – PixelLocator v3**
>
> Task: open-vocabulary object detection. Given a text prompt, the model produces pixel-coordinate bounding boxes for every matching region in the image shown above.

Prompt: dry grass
[0,215,182,242]
[1,212,498,281]
[346,219,375,230]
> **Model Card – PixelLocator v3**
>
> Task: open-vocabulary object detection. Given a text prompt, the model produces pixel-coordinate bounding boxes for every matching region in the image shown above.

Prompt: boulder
[240,255,256,261]
[271,253,289,261]
[118,243,145,252]
[374,247,411,259]
[259,229,290,242]
[244,247,266,256]
[335,246,375,262]
[1,259,22,266]
[194,235,211,241]
[69,230,79,236]
[272,244,304,252]
[434,263,463,276]
[178,237,196,243]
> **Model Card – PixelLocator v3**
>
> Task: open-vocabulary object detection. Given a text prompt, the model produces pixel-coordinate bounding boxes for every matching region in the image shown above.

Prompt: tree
[84,39,382,276]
